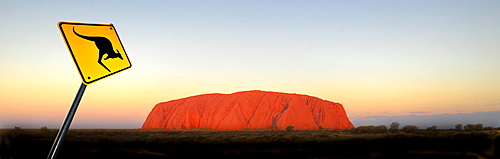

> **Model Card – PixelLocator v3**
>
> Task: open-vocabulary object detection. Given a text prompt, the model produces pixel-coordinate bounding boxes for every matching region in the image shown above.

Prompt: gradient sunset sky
[1,1,499,129]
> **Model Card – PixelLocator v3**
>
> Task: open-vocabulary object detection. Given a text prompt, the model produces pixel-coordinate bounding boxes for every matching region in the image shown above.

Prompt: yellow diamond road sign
[58,21,131,85]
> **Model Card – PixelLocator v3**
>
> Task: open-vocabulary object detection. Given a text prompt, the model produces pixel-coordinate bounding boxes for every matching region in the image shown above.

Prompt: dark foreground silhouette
[1,129,498,159]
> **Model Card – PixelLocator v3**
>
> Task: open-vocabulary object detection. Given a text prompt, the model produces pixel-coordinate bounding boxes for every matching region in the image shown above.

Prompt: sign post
[47,83,86,159]
[48,21,131,159]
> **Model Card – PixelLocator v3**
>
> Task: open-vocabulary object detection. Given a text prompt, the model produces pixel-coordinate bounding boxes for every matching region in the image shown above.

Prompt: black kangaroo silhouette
[73,27,123,72]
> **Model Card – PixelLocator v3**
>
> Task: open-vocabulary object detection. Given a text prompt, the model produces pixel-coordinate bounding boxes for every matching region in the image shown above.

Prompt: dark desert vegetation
[1,124,499,159]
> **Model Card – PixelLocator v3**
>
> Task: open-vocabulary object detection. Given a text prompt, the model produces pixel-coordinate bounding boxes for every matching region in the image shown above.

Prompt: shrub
[454,124,463,131]
[402,125,418,133]
[464,124,473,131]
[2,127,26,138]
[475,123,483,130]
[318,125,324,131]
[352,126,375,134]
[351,125,387,134]
[40,126,51,134]
[285,126,294,132]
[464,123,483,131]
[375,125,388,134]
[389,122,399,132]
[482,127,493,130]
[426,126,437,131]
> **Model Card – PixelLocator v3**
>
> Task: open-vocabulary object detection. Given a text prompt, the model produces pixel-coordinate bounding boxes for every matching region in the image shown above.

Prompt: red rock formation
[142,90,354,130]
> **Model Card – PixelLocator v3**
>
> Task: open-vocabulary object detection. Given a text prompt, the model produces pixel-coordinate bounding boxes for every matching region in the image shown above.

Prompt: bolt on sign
[58,21,131,85]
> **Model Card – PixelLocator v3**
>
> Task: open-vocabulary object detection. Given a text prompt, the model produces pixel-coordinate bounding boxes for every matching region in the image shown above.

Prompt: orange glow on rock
[142,90,354,130]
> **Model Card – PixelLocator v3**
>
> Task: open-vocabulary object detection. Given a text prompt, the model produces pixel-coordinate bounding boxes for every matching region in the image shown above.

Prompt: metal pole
[47,83,87,159]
